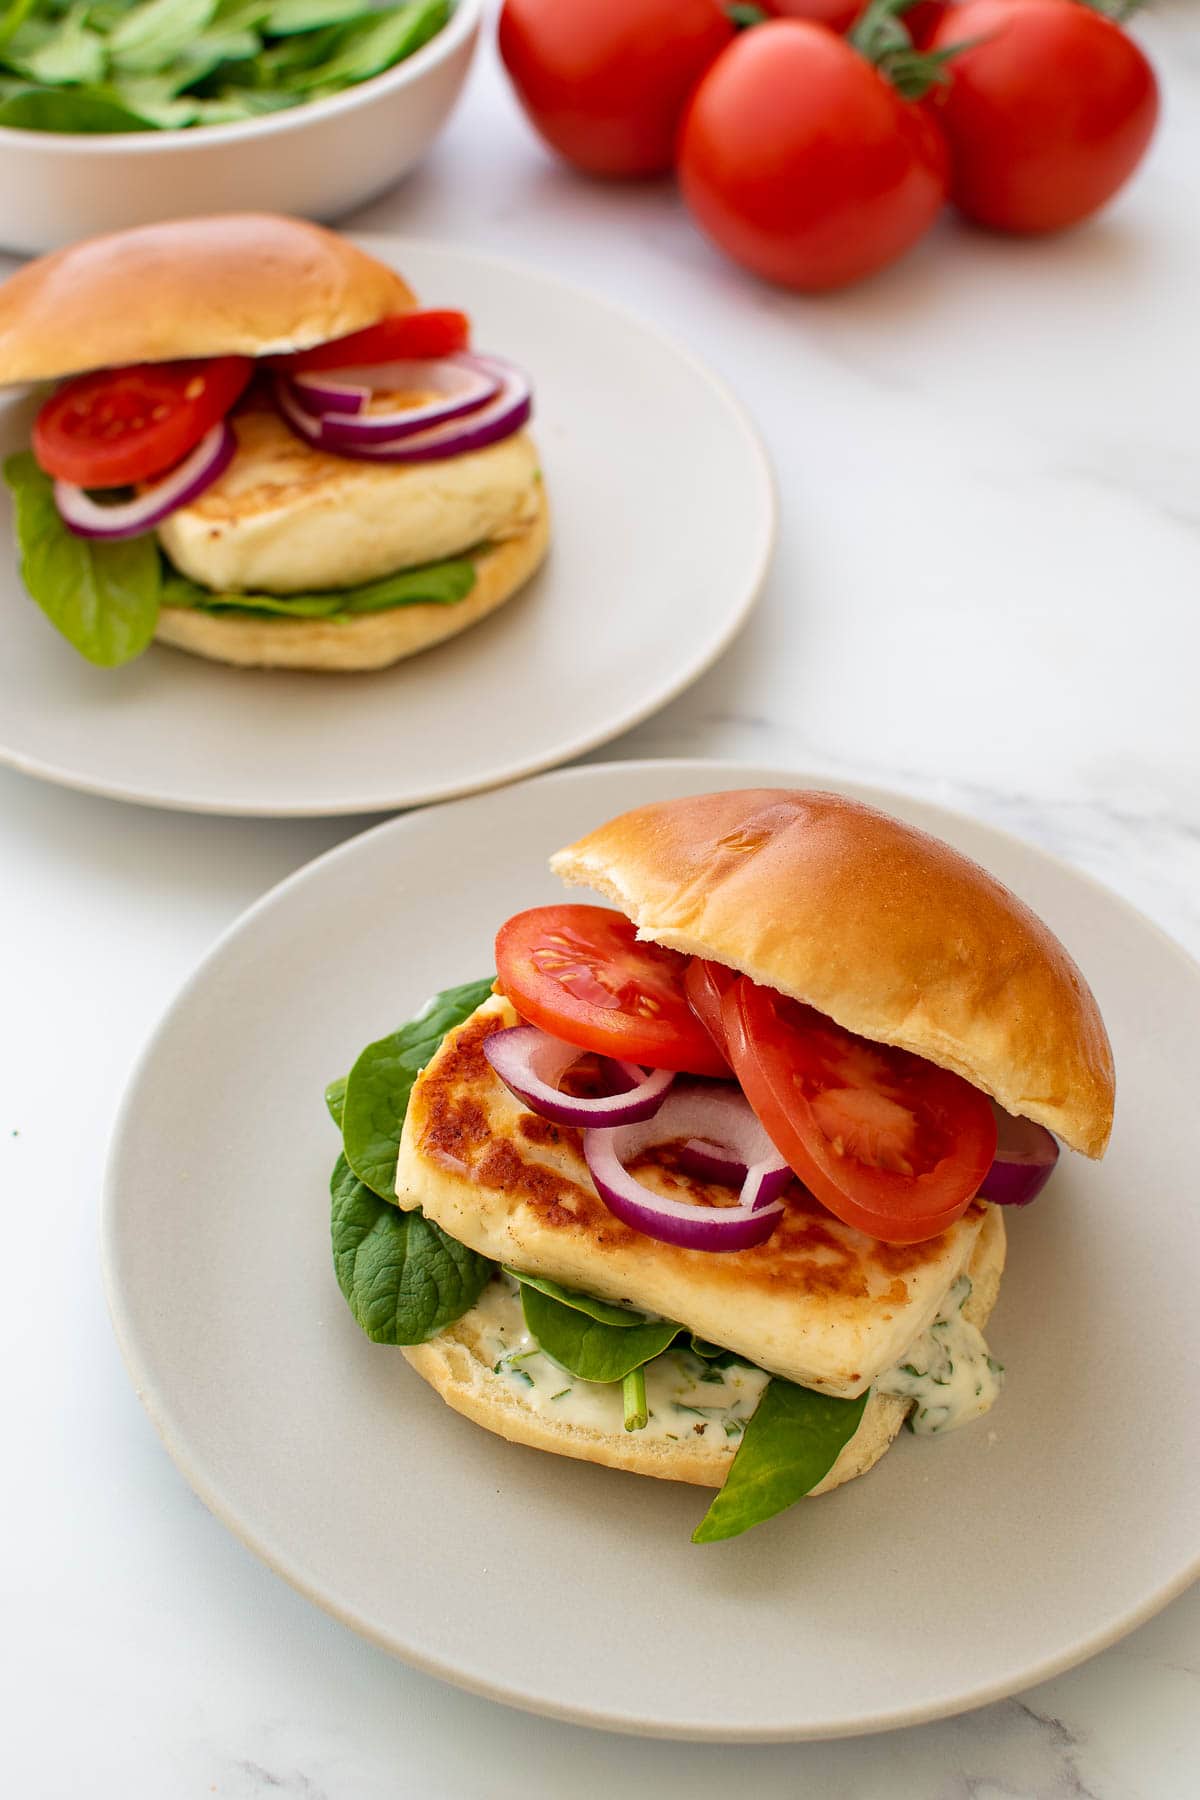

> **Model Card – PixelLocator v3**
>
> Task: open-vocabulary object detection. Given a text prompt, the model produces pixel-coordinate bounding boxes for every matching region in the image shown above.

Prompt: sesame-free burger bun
[0,214,413,386]
[551,788,1114,1158]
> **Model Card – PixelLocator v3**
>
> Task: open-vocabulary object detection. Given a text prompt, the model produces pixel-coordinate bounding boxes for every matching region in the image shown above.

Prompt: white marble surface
[2,5,1198,1794]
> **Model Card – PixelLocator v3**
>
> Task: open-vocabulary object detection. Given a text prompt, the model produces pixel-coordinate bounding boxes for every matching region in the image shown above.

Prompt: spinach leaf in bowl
[7,5,106,84]
[0,84,156,128]
[0,0,452,131]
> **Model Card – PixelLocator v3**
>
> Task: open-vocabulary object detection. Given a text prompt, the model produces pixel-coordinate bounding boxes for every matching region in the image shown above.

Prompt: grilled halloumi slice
[395,995,992,1398]
[157,409,542,595]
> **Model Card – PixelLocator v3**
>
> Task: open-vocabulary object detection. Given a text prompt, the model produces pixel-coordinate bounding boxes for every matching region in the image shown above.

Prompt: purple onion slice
[290,355,501,428]
[273,355,532,464]
[584,1084,793,1254]
[677,1139,749,1187]
[483,1024,674,1127]
[980,1101,1059,1207]
[53,421,236,541]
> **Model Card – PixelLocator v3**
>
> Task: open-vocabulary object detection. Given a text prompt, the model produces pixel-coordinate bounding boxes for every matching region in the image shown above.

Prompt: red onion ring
[584,1084,793,1253]
[273,356,532,464]
[483,1024,675,1127]
[676,1139,748,1186]
[981,1102,1059,1207]
[290,355,501,427]
[52,422,236,541]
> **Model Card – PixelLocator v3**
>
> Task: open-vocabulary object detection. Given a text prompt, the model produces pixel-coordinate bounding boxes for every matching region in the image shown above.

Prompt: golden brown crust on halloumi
[395,995,990,1397]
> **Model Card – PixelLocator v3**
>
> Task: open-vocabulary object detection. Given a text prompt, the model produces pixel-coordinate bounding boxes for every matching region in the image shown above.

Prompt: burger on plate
[326,789,1114,1542]
[0,214,547,671]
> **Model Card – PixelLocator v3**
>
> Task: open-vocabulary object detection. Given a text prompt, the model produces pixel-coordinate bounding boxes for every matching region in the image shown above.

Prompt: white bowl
[0,0,482,256]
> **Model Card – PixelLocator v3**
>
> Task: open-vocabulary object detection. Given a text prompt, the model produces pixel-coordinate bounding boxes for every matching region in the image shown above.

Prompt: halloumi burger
[0,214,547,671]
[328,790,1114,1542]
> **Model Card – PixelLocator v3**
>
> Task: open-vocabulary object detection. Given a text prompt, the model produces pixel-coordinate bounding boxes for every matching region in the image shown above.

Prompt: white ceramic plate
[0,245,774,816]
[103,761,1200,1740]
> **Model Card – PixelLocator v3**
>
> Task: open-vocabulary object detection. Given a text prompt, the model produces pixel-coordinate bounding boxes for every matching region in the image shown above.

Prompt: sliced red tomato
[274,310,470,372]
[722,978,997,1243]
[684,957,736,1064]
[33,356,253,488]
[495,905,729,1076]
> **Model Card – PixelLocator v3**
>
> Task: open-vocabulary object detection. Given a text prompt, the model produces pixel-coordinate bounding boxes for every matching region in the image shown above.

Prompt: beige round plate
[0,244,774,815]
[103,761,1200,1739]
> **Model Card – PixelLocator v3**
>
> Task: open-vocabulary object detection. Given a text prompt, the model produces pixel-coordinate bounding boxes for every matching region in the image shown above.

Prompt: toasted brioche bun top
[0,214,414,386]
[551,788,1114,1158]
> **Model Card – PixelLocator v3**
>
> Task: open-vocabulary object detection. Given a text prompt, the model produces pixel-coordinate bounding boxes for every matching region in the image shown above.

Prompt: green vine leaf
[850,0,961,101]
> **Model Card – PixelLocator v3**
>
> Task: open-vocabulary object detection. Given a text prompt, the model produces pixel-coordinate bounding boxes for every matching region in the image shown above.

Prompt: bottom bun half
[402,1204,1006,1496]
[153,485,549,673]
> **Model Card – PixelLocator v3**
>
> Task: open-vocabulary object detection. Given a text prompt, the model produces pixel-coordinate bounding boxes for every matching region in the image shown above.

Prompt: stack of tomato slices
[486,904,1057,1252]
[30,309,535,545]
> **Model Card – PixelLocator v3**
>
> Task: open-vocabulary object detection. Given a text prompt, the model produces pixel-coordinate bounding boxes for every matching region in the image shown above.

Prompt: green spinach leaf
[209,0,271,30]
[330,1152,493,1345]
[3,451,161,664]
[0,84,156,128]
[10,6,105,84]
[86,0,144,30]
[265,0,364,34]
[0,0,451,130]
[285,0,447,92]
[341,977,494,1200]
[110,28,262,114]
[109,75,202,122]
[109,0,218,72]
[502,1269,661,1329]
[324,1075,347,1129]
[0,0,39,55]
[159,554,476,620]
[687,1335,755,1369]
[692,1380,870,1543]
[185,84,293,118]
[518,1283,680,1384]
[341,556,475,614]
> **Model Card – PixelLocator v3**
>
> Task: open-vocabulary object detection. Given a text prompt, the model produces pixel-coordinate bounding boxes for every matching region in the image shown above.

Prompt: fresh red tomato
[498,0,734,178]
[276,310,471,372]
[759,0,947,32]
[761,0,862,30]
[929,0,1159,233]
[677,21,950,291]
[683,958,736,1063]
[495,905,729,1076]
[33,357,252,488]
[722,978,998,1243]
[904,0,952,47]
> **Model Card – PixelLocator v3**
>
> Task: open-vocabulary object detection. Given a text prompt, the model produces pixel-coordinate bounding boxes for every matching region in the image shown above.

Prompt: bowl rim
[0,0,482,155]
